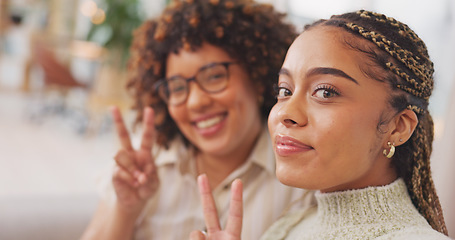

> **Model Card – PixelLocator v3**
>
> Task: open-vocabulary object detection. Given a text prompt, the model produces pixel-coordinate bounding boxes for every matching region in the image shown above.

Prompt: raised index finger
[110,106,133,151]
[197,174,221,233]
[225,179,243,237]
[140,107,155,151]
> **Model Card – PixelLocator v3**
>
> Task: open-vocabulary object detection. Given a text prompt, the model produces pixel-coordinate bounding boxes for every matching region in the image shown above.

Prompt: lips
[195,115,225,129]
[192,113,227,137]
[275,134,313,156]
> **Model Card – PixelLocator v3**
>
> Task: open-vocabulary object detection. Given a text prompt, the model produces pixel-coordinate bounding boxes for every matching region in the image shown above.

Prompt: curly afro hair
[127,0,297,148]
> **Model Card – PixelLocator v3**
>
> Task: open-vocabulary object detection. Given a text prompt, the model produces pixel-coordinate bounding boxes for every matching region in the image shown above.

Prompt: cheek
[168,106,185,126]
[312,108,378,155]
[267,105,280,134]
[222,84,258,113]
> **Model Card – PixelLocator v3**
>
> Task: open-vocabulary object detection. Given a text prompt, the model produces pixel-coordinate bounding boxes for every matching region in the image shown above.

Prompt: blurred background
[0,0,454,239]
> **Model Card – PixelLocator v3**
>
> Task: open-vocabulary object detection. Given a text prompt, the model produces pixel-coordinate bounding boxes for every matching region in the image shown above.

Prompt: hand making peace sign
[190,174,244,240]
[111,106,160,214]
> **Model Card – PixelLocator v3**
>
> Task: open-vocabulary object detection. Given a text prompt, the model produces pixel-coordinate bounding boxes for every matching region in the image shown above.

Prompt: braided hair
[127,0,297,148]
[305,10,447,235]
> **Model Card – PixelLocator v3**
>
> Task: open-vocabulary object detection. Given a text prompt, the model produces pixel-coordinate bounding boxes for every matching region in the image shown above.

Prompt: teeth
[196,116,224,129]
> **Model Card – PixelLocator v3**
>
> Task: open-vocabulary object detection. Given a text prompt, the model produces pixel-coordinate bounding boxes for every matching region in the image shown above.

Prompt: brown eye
[313,85,340,99]
[277,87,292,98]
[314,89,336,98]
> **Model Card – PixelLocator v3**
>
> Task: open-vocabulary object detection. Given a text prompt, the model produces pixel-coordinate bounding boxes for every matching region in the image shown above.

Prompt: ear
[388,109,419,147]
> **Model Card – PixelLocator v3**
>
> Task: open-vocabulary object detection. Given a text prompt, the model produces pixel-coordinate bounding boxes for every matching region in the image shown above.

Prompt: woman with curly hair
[81,0,310,239]
[190,10,451,240]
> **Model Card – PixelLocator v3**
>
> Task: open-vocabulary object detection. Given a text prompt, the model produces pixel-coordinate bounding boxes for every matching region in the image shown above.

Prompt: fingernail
[138,174,147,184]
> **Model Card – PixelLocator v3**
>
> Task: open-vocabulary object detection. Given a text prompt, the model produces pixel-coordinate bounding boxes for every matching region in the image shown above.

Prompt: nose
[277,96,308,128]
[186,82,212,110]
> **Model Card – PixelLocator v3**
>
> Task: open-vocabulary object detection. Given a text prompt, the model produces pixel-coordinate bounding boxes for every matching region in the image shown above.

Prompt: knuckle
[114,149,127,160]
[113,152,122,162]
[115,151,135,167]
[112,166,123,180]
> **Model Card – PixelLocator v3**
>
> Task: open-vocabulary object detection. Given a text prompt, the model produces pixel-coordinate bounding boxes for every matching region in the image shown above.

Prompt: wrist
[114,201,145,222]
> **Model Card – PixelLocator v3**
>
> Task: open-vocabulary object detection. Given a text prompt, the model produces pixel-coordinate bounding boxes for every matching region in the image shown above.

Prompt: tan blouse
[98,127,311,240]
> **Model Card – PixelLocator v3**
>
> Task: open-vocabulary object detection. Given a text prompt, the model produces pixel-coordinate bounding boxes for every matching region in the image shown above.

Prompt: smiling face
[268,26,398,192]
[166,43,262,158]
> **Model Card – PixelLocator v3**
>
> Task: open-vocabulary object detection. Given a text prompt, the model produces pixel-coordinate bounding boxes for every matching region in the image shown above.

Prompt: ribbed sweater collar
[314,178,423,228]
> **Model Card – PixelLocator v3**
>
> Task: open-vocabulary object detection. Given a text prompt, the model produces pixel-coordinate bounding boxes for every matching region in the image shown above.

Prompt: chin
[200,143,225,155]
[276,175,294,187]
[276,167,300,188]
[200,139,233,156]
[276,168,322,190]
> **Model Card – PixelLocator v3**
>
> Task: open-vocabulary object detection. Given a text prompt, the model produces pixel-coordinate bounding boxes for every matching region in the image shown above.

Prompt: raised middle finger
[198,174,222,233]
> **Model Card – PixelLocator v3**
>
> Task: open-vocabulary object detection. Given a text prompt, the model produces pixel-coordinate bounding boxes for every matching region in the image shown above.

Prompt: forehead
[167,43,232,65]
[284,26,363,71]
[282,25,392,98]
[166,43,234,77]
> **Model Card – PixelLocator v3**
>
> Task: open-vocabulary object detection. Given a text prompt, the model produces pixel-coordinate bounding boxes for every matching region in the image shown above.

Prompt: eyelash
[274,83,341,100]
[274,84,292,99]
[313,84,340,99]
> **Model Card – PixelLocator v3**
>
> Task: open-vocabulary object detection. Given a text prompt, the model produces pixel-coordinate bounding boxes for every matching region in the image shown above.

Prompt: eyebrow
[278,68,291,77]
[166,61,231,80]
[307,67,359,85]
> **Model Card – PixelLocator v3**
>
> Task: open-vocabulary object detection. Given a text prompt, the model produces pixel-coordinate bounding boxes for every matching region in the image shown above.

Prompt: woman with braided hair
[190,10,452,240]
[81,0,311,240]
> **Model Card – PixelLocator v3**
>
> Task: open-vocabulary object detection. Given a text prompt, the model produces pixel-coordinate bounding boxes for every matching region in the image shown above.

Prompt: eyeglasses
[154,61,236,106]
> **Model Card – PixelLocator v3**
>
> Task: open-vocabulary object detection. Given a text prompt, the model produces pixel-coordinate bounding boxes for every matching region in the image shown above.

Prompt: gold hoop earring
[383,141,395,158]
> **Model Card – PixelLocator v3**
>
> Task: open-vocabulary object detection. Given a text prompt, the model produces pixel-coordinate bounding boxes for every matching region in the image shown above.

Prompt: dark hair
[304,10,447,235]
[127,0,297,148]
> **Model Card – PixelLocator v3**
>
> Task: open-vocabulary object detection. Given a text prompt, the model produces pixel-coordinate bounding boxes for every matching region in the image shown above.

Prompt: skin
[82,43,263,240]
[268,26,399,192]
[81,106,158,240]
[190,26,419,240]
[166,43,262,189]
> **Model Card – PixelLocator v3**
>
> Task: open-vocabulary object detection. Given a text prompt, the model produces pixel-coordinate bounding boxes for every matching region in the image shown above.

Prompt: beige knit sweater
[261,179,451,240]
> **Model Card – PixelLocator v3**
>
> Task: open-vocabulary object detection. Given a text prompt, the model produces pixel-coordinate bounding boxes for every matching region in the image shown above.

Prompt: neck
[321,153,398,193]
[196,129,261,190]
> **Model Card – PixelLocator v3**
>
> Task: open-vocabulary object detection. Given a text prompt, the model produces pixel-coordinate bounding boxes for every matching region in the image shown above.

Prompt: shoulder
[260,206,317,240]
[377,226,452,240]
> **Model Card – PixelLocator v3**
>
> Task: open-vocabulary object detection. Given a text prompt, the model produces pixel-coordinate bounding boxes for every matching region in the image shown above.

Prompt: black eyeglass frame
[153,61,237,105]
